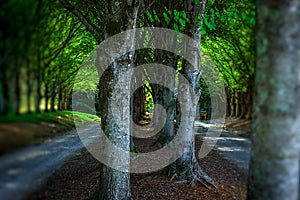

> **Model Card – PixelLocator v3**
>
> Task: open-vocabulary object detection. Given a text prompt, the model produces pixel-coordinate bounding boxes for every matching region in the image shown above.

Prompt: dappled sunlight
[18,150,50,162]
[0,122,100,200]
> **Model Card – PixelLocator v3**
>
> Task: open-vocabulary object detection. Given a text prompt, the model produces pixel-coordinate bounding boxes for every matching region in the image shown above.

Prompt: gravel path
[0,123,100,200]
[195,121,251,171]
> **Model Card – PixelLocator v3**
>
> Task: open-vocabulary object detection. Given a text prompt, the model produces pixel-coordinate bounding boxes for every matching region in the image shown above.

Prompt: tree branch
[59,0,102,42]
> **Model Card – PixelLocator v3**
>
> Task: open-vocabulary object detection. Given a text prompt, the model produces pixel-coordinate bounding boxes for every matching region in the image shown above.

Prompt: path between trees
[195,121,251,171]
[0,123,100,200]
[0,121,251,200]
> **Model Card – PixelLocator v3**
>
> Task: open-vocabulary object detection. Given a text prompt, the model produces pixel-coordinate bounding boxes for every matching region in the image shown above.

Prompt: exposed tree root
[141,160,217,190]
[174,157,217,189]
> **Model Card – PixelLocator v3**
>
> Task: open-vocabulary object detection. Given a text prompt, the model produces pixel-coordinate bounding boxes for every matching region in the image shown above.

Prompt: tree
[134,0,217,186]
[60,0,140,199]
[0,0,41,114]
[173,0,216,187]
[62,0,225,198]
[201,0,256,119]
[247,0,300,199]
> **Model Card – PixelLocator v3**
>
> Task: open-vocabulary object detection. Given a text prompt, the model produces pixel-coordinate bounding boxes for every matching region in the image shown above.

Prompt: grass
[0,111,100,154]
[0,111,100,126]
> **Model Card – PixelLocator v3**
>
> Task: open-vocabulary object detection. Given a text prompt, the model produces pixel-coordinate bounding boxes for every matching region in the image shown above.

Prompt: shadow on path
[0,123,100,200]
[195,121,251,172]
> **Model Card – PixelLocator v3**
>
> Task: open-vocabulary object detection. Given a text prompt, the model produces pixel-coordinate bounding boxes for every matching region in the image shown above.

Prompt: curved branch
[59,0,102,42]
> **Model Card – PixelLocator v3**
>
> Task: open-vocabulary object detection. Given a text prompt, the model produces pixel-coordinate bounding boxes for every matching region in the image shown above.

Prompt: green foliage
[146,7,190,32]
[202,0,256,97]
[163,12,170,24]
[144,83,154,112]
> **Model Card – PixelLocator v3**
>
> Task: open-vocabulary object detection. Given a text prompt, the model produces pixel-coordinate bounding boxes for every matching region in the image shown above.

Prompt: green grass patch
[0,111,100,154]
[0,110,100,126]
[71,111,100,126]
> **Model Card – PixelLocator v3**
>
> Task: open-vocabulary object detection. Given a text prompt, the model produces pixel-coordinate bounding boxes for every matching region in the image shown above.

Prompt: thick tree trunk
[150,48,176,147]
[175,0,215,188]
[98,63,132,199]
[151,84,175,146]
[247,1,300,199]
[96,2,139,199]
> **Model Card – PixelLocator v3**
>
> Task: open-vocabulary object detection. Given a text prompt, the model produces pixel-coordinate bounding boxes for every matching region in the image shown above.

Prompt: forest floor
[24,118,251,200]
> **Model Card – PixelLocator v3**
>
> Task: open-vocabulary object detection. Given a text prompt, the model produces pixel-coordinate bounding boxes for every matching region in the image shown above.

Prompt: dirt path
[0,123,100,200]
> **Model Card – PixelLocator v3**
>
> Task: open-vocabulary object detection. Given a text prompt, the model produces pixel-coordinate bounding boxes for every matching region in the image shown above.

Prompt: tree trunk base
[174,158,217,189]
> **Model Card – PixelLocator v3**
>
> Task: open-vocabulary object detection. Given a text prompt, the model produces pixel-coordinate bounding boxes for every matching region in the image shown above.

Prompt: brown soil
[25,120,249,200]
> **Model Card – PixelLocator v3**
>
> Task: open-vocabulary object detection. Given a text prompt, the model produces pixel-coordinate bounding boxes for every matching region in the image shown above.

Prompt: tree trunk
[225,87,231,117]
[246,81,253,119]
[234,89,240,117]
[97,50,134,200]
[96,2,139,199]
[35,54,42,113]
[35,81,42,113]
[66,90,72,110]
[44,83,49,112]
[58,88,62,110]
[50,92,56,112]
[174,0,215,188]
[230,91,235,117]
[132,86,144,123]
[247,1,300,199]
[151,49,176,146]
[151,84,174,146]
[26,62,32,113]
[1,63,12,115]
[14,61,21,115]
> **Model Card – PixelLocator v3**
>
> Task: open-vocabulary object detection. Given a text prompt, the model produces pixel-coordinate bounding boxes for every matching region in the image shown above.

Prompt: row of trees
[3,0,300,199]
[0,0,96,115]
[61,0,222,199]
[201,0,255,119]
[1,0,255,199]
[59,0,300,199]
[0,0,255,119]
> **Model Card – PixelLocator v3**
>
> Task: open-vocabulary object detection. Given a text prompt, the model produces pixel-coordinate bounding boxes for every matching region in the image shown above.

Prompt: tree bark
[247,1,300,199]
[174,0,215,188]
[61,1,141,199]
[151,50,176,146]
